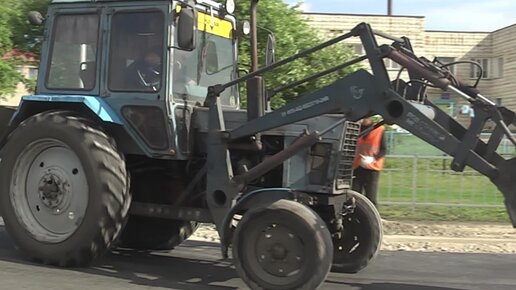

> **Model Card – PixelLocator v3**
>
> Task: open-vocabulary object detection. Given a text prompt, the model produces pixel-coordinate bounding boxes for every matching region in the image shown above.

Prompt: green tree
[0,0,48,98]
[0,5,23,98]
[232,0,360,108]
[10,0,51,54]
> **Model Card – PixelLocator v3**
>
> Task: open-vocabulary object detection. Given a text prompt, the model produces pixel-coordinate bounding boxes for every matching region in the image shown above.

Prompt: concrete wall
[424,30,492,119]
[302,13,425,81]
[490,24,516,110]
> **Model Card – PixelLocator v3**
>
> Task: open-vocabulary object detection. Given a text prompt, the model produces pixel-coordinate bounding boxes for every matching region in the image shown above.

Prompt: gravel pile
[190,220,516,254]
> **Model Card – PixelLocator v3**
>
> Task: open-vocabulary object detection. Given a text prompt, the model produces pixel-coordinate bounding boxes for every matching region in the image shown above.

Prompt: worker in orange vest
[352,117,386,206]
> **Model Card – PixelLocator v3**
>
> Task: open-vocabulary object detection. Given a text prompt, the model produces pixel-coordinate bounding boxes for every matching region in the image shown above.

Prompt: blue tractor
[0,0,515,289]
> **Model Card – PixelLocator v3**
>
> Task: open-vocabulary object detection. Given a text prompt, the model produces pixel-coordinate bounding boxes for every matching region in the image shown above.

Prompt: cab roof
[51,0,226,11]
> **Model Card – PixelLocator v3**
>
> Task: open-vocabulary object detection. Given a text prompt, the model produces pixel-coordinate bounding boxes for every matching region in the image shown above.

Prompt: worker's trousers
[351,166,380,206]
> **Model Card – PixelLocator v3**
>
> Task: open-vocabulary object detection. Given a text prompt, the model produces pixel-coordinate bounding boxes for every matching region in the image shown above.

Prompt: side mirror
[265,33,276,66]
[225,0,235,14]
[28,11,45,26]
[236,20,251,37]
[177,6,196,50]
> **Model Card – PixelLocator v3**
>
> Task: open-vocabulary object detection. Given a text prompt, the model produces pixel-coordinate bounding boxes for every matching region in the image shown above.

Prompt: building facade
[0,50,39,106]
[303,12,516,126]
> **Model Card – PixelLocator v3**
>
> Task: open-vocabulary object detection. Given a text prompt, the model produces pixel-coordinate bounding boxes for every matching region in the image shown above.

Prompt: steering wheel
[136,66,161,91]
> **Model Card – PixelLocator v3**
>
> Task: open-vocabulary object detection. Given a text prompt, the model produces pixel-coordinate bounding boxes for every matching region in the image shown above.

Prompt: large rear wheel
[0,111,130,266]
[331,190,383,273]
[232,199,333,290]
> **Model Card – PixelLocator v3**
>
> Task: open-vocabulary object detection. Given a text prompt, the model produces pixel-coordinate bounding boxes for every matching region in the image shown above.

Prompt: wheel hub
[39,173,67,210]
[334,214,363,256]
[37,168,72,213]
[270,243,288,260]
[256,225,304,277]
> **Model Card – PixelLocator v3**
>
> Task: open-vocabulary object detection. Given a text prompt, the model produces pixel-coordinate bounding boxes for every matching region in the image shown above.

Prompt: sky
[283,0,516,32]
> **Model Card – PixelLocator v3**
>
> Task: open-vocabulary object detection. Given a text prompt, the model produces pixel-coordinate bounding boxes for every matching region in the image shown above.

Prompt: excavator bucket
[491,157,516,228]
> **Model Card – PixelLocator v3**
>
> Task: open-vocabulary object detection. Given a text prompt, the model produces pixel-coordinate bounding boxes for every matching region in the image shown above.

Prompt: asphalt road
[0,224,515,290]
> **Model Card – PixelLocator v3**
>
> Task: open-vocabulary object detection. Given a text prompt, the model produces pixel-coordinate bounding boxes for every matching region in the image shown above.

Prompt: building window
[435,57,455,75]
[470,58,489,79]
[329,29,343,36]
[493,57,504,78]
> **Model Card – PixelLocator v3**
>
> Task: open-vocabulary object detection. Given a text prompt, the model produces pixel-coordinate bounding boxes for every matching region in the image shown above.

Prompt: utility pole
[250,0,259,72]
[388,0,392,15]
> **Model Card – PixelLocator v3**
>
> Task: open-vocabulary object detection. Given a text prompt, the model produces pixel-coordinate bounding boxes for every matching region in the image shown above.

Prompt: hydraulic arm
[206,22,516,228]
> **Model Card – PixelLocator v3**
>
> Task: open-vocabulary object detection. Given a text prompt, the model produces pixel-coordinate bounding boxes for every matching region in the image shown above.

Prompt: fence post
[412,155,417,210]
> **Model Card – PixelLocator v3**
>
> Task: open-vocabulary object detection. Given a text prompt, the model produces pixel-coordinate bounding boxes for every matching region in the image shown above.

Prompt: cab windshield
[173,12,237,107]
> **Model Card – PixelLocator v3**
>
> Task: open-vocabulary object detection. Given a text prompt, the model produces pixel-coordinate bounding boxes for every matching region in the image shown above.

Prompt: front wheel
[331,190,383,273]
[0,111,130,266]
[232,199,333,290]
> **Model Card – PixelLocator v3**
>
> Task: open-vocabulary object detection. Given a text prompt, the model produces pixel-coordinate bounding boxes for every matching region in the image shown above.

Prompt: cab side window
[46,14,99,90]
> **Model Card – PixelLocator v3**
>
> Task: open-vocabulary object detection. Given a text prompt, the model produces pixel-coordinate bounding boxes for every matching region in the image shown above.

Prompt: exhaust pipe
[239,0,263,150]
[247,0,264,121]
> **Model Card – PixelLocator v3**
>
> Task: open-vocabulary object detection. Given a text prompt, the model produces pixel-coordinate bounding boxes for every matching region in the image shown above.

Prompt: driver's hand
[359,154,376,169]
[186,79,197,85]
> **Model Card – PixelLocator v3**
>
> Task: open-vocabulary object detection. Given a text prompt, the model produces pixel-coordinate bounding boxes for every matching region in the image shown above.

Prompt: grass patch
[380,157,503,206]
[379,205,511,223]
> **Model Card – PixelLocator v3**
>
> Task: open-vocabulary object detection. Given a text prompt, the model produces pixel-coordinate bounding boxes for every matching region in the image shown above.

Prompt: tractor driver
[125,47,163,91]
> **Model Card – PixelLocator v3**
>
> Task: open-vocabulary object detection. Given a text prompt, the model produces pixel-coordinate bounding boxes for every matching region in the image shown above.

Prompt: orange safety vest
[352,126,385,171]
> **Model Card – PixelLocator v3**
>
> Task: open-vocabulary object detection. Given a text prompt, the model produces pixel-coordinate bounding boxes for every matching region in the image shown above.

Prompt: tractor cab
[30,0,238,157]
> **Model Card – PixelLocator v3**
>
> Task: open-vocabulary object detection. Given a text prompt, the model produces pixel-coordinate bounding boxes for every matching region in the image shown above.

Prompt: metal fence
[384,131,516,156]
[379,132,514,208]
[378,155,505,208]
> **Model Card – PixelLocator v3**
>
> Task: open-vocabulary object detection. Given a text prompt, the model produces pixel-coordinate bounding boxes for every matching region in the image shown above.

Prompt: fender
[219,188,313,258]
[1,95,145,155]
[11,95,123,125]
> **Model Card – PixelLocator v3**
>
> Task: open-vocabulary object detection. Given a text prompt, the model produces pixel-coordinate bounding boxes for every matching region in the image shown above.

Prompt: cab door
[101,4,175,155]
